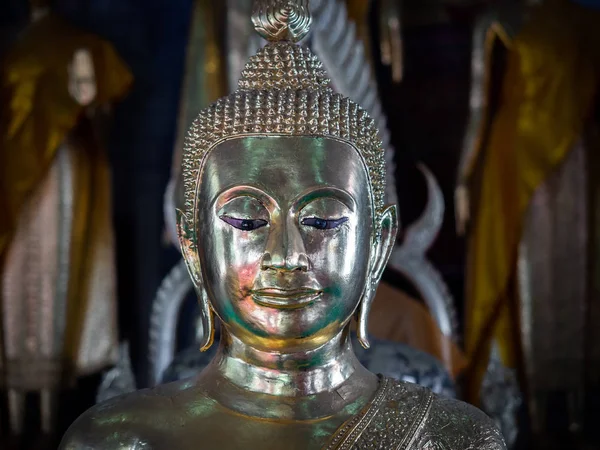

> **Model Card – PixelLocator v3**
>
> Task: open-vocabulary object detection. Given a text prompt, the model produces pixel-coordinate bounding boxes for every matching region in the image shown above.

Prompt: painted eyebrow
[213,185,277,212]
[292,187,356,214]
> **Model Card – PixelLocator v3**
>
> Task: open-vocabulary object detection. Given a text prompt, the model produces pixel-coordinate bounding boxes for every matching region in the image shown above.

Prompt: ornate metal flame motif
[252,0,312,42]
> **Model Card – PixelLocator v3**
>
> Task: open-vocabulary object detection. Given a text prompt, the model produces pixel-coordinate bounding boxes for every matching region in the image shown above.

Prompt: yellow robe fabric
[465,0,600,403]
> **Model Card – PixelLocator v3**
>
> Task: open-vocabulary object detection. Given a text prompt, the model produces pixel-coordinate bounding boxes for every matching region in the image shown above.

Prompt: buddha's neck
[211,327,361,397]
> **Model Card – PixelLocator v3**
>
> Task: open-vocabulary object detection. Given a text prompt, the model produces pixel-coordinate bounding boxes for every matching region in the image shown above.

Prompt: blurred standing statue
[0,0,132,436]
[456,0,600,445]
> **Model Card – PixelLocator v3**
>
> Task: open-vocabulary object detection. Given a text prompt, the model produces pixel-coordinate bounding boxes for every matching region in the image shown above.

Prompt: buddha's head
[177,0,397,354]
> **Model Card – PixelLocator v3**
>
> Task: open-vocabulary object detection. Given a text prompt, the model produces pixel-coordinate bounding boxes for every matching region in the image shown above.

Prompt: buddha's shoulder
[59,379,210,449]
[384,379,507,450]
[422,392,506,449]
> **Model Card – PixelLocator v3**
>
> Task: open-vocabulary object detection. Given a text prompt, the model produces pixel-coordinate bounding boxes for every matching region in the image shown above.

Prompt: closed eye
[220,216,268,231]
[301,217,348,230]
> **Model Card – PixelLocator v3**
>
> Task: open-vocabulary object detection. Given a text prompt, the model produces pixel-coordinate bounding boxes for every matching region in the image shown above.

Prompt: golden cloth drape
[465,0,600,403]
[0,13,132,384]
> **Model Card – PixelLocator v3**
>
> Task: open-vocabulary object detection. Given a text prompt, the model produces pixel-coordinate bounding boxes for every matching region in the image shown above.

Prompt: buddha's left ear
[356,204,398,348]
[371,204,399,283]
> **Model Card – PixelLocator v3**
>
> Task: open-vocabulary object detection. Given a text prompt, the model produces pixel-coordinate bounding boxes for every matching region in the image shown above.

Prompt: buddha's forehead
[198,136,372,211]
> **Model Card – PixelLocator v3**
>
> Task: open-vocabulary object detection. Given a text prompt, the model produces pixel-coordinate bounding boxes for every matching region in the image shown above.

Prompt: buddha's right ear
[176,209,214,351]
[177,209,202,285]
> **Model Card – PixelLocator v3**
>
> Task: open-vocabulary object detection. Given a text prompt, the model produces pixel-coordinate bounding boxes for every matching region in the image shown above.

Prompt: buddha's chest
[152,414,345,450]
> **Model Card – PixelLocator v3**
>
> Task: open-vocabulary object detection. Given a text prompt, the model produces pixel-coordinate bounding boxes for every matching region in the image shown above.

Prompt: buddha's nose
[261,218,309,272]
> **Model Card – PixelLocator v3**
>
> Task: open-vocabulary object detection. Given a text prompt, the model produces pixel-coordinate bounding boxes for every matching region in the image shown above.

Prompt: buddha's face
[194,136,380,352]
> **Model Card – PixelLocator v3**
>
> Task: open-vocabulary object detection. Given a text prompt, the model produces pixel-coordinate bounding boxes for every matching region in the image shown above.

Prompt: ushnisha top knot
[252,0,312,43]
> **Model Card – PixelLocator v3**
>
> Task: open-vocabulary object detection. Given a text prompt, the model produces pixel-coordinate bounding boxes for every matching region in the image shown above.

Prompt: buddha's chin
[230,309,349,353]
[216,292,356,351]
[237,330,343,354]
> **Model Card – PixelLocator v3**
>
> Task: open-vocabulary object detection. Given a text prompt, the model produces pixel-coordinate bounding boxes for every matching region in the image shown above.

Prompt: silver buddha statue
[60,1,505,448]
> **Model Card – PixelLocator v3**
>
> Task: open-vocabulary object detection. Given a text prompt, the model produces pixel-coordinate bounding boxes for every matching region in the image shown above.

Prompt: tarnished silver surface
[62,2,503,448]
[178,0,452,348]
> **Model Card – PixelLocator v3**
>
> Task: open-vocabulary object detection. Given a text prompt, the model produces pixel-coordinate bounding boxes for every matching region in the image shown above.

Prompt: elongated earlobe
[196,285,215,351]
[356,284,374,349]
[177,209,215,351]
[356,205,399,349]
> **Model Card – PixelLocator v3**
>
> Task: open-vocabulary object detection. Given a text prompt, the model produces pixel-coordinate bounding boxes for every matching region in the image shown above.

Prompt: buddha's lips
[250,288,322,309]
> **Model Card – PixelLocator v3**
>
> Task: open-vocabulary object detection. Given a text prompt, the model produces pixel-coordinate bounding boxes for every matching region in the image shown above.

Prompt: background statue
[455,0,600,446]
[0,0,132,438]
